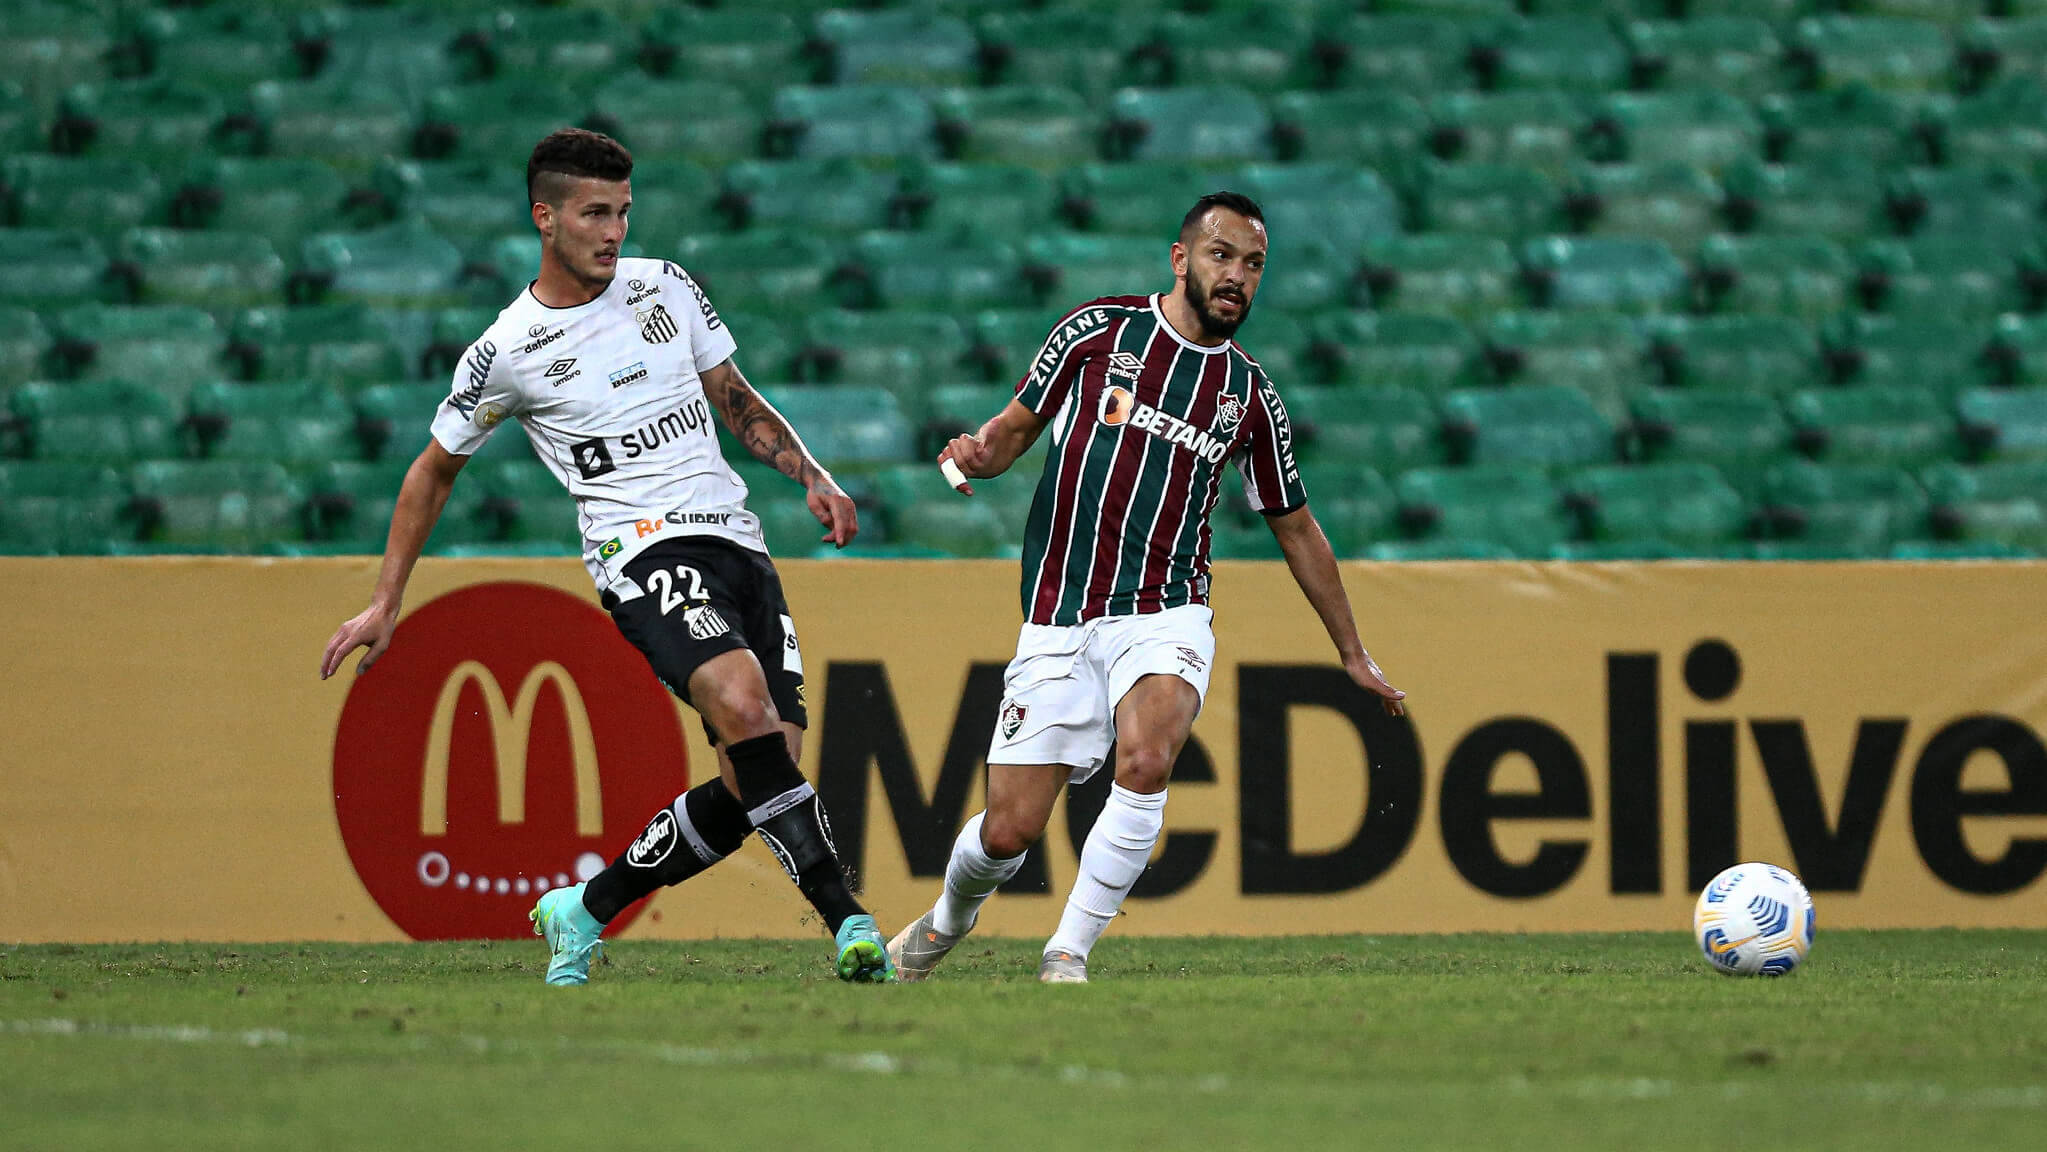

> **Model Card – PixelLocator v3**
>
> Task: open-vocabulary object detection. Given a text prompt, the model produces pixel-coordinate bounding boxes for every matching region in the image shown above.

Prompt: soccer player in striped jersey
[888,192,1408,983]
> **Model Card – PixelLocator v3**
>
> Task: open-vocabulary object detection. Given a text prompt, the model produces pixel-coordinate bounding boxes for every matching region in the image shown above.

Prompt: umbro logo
[1106,351,1145,382]
[545,358,581,387]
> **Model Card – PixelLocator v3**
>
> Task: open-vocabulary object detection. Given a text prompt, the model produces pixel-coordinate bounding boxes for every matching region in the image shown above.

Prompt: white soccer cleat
[1038,949,1088,983]
[886,911,964,982]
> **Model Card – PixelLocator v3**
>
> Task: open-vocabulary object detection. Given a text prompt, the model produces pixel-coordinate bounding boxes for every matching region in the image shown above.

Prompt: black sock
[581,778,753,924]
[723,732,867,935]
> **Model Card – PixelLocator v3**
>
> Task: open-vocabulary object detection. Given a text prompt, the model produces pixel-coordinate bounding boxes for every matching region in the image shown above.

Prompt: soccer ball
[1693,862,1815,976]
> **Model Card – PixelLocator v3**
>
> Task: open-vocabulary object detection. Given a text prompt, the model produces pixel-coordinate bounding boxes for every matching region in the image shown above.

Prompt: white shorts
[985,603,1215,782]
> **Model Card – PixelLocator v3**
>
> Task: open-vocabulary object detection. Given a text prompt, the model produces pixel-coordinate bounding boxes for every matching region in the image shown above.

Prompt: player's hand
[321,604,398,680]
[1345,650,1407,717]
[939,433,992,495]
[808,477,858,548]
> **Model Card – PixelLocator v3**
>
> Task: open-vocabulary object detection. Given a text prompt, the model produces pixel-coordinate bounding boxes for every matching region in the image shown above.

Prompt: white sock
[931,811,1026,936]
[1046,784,1166,960]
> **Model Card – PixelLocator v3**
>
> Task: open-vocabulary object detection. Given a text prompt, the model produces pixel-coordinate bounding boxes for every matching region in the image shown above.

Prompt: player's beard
[1182,268,1251,340]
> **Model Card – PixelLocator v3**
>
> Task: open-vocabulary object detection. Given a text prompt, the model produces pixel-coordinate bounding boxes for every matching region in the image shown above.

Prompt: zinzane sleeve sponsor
[1236,373,1308,515]
[430,333,522,456]
[667,260,739,375]
[1015,302,1114,418]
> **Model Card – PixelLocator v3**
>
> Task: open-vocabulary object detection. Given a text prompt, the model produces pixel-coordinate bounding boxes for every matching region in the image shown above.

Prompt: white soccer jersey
[430,257,768,600]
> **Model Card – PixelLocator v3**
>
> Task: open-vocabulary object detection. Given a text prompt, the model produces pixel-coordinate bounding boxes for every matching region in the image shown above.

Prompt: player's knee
[1114,745,1173,794]
[980,810,1045,860]
[703,684,779,744]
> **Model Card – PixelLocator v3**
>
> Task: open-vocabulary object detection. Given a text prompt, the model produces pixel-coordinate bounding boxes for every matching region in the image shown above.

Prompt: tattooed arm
[699,357,858,547]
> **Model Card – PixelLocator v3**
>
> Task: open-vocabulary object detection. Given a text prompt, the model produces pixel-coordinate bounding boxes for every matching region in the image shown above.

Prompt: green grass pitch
[4,932,2044,1151]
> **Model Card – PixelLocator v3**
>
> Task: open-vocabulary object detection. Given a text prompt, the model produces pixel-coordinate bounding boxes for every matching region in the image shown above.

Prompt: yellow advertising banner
[1,557,2043,944]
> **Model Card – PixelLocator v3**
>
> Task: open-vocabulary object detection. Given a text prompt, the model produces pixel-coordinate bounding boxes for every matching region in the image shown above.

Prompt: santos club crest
[637,302,679,345]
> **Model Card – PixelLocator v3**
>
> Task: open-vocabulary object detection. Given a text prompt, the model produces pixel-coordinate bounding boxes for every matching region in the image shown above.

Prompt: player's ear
[532,200,553,238]
[1171,240,1188,280]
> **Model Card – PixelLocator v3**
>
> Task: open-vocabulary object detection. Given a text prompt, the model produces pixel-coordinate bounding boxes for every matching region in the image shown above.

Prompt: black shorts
[603,536,806,743]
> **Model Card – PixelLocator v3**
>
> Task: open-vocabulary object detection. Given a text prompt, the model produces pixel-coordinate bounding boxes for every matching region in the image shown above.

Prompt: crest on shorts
[637,302,679,344]
[683,605,730,641]
[998,699,1028,741]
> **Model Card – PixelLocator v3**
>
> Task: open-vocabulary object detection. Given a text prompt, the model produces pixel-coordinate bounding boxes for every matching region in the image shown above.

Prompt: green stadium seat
[1788,17,1954,93]
[1823,314,1991,395]
[3,155,162,243]
[1414,162,1562,240]
[722,311,801,381]
[1986,313,2047,387]
[1585,91,1762,174]
[1480,18,1630,92]
[232,306,406,386]
[0,82,37,156]
[466,457,576,544]
[302,457,410,545]
[889,497,1017,559]
[1936,77,2047,185]
[0,5,109,110]
[52,79,224,164]
[1483,312,1649,422]
[844,230,1029,312]
[186,380,358,465]
[1645,315,1819,393]
[876,460,1035,537]
[1315,16,1477,95]
[768,86,936,161]
[638,9,806,101]
[128,459,301,552]
[931,87,1097,171]
[371,159,529,256]
[1521,236,1688,314]
[1374,0,1517,19]
[926,381,1017,440]
[814,9,977,87]
[1852,0,1985,24]
[0,460,131,554]
[1359,235,1520,322]
[49,305,225,394]
[1293,465,1398,557]
[1887,164,2040,240]
[1235,310,1314,388]
[1058,163,1216,235]
[306,7,459,102]
[1151,10,1315,96]
[416,78,581,165]
[965,309,1067,383]
[1395,466,1576,557]
[1957,387,2047,462]
[1309,312,1480,394]
[235,79,414,176]
[428,539,583,559]
[617,162,719,259]
[115,229,286,312]
[1787,386,1960,468]
[976,10,1147,104]
[1722,158,1890,242]
[1757,86,1921,167]
[140,10,293,97]
[1286,385,1447,474]
[1855,236,2019,322]
[1,233,112,318]
[1548,538,1688,560]
[896,162,1055,234]
[675,230,835,315]
[763,386,912,470]
[1107,87,1271,164]
[473,8,629,96]
[1624,18,1784,101]
[717,159,895,235]
[1249,243,1359,319]
[1268,91,1428,173]
[1629,389,1794,495]
[1022,233,1165,308]
[167,158,349,251]
[1696,234,1853,323]
[1565,164,1725,251]
[753,493,836,557]
[1957,20,2047,92]
[1236,164,1403,257]
[1366,538,1518,560]
[1427,91,1586,176]
[353,381,447,462]
[588,78,755,168]
[1921,460,2047,550]
[298,219,466,310]
[1759,459,1929,551]
[1442,384,1618,466]
[0,307,51,384]
[1887,538,2038,558]
[1566,462,1750,549]
[798,310,969,400]
[9,379,181,462]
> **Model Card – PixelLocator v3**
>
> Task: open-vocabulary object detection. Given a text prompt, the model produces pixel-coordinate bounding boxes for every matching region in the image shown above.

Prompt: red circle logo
[333,582,687,939]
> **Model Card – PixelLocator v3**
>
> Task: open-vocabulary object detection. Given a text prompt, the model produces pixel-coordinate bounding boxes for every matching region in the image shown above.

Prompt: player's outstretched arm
[938,400,1048,495]
[319,440,468,679]
[1265,505,1407,716]
[699,356,857,547]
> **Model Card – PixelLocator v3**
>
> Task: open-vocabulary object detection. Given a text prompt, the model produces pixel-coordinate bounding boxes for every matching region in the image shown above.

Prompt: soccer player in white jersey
[320,129,894,984]
[887,193,1408,982]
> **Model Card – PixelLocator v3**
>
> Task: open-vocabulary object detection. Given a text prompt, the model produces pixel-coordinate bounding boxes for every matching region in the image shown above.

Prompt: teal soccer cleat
[529,883,605,986]
[834,914,896,983]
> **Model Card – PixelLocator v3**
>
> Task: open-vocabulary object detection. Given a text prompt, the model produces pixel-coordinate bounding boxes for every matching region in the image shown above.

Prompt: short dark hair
[1178,191,1265,243]
[527,128,633,206]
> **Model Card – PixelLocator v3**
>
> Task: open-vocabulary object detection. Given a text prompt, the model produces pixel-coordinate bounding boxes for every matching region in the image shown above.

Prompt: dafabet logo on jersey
[331,583,688,940]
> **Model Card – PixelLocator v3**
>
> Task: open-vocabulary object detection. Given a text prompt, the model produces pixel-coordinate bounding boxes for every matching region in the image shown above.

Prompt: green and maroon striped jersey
[1013,293,1306,626]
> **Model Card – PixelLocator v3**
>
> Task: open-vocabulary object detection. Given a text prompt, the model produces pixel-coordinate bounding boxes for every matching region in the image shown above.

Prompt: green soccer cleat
[529,882,605,987]
[834,914,896,983]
